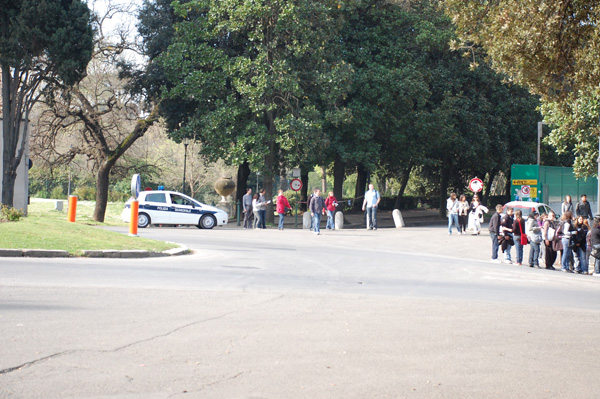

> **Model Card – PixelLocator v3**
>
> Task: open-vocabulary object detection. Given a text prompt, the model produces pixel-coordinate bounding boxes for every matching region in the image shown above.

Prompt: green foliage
[74,186,96,201]
[51,186,65,199]
[1,205,24,222]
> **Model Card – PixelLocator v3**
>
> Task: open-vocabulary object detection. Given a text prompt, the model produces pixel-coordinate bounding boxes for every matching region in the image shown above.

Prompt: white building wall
[0,119,29,214]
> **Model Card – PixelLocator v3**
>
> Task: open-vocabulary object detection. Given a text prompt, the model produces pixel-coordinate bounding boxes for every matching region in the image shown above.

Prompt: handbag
[519,222,528,245]
[591,244,600,259]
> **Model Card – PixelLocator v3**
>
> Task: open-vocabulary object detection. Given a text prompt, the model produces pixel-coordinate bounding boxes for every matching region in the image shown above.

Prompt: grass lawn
[0,199,178,255]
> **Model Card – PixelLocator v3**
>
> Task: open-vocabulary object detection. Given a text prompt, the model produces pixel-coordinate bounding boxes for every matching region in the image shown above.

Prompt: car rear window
[145,193,167,203]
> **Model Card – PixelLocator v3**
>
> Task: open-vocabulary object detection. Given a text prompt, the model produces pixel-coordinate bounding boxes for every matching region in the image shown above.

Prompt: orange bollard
[67,195,78,222]
[129,200,139,236]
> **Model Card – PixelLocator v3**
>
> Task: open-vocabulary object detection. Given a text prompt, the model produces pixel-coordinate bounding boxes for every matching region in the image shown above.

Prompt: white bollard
[54,200,64,212]
[393,209,405,228]
[303,212,312,229]
[335,211,344,229]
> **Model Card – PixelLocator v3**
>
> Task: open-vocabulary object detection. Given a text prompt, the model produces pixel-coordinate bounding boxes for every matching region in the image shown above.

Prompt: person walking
[309,189,325,235]
[324,191,338,230]
[559,211,575,273]
[526,211,542,268]
[458,194,469,234]
[562,195,574,215]
[276,189,291,230]
[362,183,381,230]
[542,211,558,270]
[242,188,253,229]
[469,195,488,235]
[446,192,460,235]
[512,210,527,265]
[576,194,594,222]
[500,207,514,264]
[489,204,503,263]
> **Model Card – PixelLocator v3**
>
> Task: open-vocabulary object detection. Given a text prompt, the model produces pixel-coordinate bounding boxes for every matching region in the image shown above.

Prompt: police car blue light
[122,190,228,229]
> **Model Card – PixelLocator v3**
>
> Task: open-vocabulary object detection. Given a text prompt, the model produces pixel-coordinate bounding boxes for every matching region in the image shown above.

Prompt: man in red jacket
[276,189,292,230]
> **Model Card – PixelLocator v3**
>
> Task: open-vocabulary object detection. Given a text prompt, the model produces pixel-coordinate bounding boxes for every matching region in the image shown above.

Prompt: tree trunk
[1,66,18,207]
[264,110,276,224]
[439,161,450,218]
[321,165,327,193]
[236,161,250,215]
[300,170,309,211]
[333,155,344,201]
[394,163,413,209]
[353,164,368,211]
[483,169,497,206]
[93,161,111,222]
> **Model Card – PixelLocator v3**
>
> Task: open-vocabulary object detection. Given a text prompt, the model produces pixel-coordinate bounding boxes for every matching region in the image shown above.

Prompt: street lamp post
[537,121,546,166]
[182,138,190,195]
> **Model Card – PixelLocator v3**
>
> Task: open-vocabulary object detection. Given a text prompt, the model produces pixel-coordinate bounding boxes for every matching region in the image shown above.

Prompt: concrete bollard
[54,200,63,212]
[335,211,344,229]
[392,209,405,228]
[303,212,312,229]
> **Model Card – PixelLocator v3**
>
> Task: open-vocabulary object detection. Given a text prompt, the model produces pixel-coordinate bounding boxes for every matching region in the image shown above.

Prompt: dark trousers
[243,209,253,229]
[459,215,468,232]
[545,242,557,267]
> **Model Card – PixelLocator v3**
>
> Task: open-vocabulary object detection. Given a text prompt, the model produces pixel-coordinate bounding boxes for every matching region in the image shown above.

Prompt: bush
[1,205,24,222]
[109,191,129,202]
[34,189,50,199]
[51,186,65,199]
[74,186,96,201]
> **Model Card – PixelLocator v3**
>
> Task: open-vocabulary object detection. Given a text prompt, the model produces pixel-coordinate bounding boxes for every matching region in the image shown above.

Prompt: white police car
[122,190,228,229]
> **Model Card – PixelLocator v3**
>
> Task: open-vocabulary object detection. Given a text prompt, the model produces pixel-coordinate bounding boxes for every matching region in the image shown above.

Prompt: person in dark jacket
[500,207,515,264]
[576,194,594,222]
[309,189,326,235]
[489,204,503,263]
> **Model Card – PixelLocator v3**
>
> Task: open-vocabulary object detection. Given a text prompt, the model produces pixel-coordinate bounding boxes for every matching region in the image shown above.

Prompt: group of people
[241,183,382,233]
[488,194,600,276]
[446,192,489,235]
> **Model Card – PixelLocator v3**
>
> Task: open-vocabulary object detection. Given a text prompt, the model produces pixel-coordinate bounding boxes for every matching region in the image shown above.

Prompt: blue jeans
[366,207,377,229]
[326,210,335,229]
[258,209,266,229]
[278,213,285,229]
[574,246,587,273]
[312,212,322,233]
[490,233,499,260]
[448,213,459,234]
[561,238,572,270]
[595,257,600,274]
[529,241,540,266]
[514,235,524,264]
[504,243,512,261]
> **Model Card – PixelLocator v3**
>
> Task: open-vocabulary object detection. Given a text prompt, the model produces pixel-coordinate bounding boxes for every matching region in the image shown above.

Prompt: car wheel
[138,213,151,228]
[199,214,216,229]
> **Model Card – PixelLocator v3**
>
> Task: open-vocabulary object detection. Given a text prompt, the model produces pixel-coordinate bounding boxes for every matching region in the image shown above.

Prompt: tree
[0,0,93,206]
[34,4,159,222]
[160,0,348,223]
[442,0,600,176]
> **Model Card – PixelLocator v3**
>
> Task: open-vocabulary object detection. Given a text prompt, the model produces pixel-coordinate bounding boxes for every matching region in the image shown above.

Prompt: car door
[169,193,198,225]
[142,192,170,224]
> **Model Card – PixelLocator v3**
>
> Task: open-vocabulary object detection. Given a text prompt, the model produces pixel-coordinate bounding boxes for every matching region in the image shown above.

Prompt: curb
[0,244,191,259]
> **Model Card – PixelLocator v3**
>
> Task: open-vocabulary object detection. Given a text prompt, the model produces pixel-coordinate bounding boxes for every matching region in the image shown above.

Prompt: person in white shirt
[362,183,381,230]
[446,192,460,235]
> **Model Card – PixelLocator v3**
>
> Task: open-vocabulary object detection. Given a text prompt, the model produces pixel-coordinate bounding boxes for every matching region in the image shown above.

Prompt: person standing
[542,211,558,270]
[362,183,381,230]
[559,211,575,273]
[458,194,469,234]
[562,195,574,215]
[526,211,542,268]
[489,204,503,263]
[257,189,270,229]
[512,210,527,265]
[590,216,600,276]
[252,193,261,229]
[276,189,291,230]
[500,207,514,264]
[573,215,589,274]
[309,189,325,235]
[324,191,338,230]
[446,192,460,235]
[576,194,594,222]
[242,188,253,229]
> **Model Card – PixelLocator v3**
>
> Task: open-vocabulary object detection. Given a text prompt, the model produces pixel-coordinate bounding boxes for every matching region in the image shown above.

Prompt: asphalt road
[1,225,600,398]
